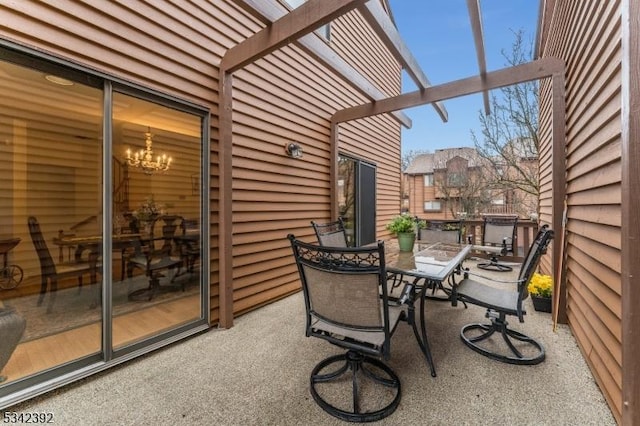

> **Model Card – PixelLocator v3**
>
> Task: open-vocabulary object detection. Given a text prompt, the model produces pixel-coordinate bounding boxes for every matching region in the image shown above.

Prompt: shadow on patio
[11,259,614,425]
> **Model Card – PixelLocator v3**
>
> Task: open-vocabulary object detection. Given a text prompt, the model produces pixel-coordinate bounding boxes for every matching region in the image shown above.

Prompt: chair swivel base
[310,350,401,423]
[460,316,545,365]
[477,258,513,272]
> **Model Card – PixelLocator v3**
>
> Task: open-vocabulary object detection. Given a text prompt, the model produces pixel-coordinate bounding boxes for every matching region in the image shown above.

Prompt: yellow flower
[528,273,553,298]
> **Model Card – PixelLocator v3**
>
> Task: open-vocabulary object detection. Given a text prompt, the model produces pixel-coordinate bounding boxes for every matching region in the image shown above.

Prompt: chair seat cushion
[456,278,522,315]
[310,305,404,348]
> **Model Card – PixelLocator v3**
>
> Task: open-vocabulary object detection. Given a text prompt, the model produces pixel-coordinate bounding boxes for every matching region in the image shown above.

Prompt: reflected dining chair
[311,218,349,247]
[177,217,200,275]
[288,235,405,422]
[126,215,183,300]
[28,216,96,312]
[454,225,554,365]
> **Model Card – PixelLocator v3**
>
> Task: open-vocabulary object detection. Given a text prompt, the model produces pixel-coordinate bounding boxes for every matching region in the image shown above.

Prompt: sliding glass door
[0,48,208,406]
[111,92,203,350]
[338,155,376,246]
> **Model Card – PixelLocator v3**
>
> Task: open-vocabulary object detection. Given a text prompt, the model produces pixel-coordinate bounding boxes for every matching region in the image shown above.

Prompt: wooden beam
[332,57,564,123]
[232,0,411,128]
[551,71,567,325]
[218,71,234,328]
[622,0,640,423]
[222,0,367,73]
[466,0,490,115]
[358,1,448,122]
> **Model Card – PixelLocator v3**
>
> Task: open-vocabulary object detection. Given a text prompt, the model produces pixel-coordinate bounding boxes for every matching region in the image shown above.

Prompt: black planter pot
[531,295,552,313]
[0,307,26,382]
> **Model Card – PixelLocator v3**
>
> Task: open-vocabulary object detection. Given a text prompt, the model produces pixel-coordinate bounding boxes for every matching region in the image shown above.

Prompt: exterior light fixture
[285,142,303,159]
[126,127,172,175]
[45,75,74,86]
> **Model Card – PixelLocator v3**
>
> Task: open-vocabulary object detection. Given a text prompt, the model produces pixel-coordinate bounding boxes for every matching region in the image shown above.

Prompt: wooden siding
[538,0,623,422]
[0,2,403,325]
[229,9,404,312]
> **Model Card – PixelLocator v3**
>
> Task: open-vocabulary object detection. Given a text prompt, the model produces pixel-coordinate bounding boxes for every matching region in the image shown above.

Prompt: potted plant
[527,272,553,313]
[386,214,419,252]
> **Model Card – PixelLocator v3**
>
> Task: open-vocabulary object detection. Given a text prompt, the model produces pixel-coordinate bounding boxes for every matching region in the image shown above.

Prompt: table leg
[405,278,437,377]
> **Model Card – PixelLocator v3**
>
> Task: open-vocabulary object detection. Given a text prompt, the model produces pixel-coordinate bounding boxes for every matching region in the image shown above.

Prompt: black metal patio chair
[473,215,518,272]
[418,219,464,245]
[288,235,405,422]
[454,224,554,365]
[410,219,466,302]
[311,218,349,247]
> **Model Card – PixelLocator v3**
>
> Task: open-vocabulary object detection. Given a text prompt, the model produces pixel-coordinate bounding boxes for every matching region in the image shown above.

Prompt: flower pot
[531,295,552,313]
[397,232,416,252]
[0,307,26,382]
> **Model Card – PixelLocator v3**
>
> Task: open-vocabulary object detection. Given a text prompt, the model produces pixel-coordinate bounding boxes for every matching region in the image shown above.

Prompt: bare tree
[432,150,493,218]
[471,29,539,216]
[401,149,430,172]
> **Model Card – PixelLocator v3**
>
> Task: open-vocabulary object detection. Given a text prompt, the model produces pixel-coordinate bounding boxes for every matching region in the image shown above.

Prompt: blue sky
[387,1,539,154]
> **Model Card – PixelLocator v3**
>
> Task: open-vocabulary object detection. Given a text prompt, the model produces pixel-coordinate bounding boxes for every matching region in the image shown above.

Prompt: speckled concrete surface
[7,260,615,425]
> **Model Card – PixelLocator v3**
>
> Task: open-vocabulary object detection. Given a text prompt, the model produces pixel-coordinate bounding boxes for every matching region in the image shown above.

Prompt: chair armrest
[462,268,524,285]
[470,244,504,255]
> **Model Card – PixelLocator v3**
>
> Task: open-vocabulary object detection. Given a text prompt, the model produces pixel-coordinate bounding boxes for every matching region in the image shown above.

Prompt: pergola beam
[232,0,412,128]
[466,0,491,115]
[358,1,448,122]
[333,57,563,123]
[222,0,368,73]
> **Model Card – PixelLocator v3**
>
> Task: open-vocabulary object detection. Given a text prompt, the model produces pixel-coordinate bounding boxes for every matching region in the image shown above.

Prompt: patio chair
[473,215,518,272]
[288,235,405,422]
[454,225,554,365]
[311,218,348,247]
[417,219,464,244]
[412,219,466,301]
[126,215,183,300]
[28,216,97,312]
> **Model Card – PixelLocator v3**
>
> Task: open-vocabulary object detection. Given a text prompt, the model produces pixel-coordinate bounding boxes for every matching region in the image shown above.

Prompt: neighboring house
[537,0,638,423]
[0,0,427,408]
[404,147,537,219]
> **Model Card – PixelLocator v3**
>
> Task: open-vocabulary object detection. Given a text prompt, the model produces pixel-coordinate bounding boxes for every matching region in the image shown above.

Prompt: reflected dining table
[384,240,472,377]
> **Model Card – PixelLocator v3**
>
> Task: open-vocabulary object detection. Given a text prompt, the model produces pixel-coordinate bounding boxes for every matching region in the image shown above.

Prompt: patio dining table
[384,240,472,377]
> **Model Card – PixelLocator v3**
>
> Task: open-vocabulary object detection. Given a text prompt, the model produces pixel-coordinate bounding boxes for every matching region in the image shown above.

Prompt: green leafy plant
[386,214,418,234]
[528,273,553,298]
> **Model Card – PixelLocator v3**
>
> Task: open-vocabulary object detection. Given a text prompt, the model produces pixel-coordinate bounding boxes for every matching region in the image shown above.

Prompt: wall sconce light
[285,142,303,159]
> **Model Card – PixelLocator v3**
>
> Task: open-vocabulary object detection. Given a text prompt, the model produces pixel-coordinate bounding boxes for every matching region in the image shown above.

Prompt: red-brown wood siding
[0,1,403,323]
[538,0,622,421]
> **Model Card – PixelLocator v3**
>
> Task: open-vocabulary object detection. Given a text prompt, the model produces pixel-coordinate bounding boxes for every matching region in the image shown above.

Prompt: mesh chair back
[311,218,348,247]
[302,266,382,328]
[481,215,518,252]
[517,225,554,300]
[418,220,463,244]
[288,235,393,357]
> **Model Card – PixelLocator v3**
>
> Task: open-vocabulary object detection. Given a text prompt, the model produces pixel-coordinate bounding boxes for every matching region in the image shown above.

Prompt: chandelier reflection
[126,127,172,175]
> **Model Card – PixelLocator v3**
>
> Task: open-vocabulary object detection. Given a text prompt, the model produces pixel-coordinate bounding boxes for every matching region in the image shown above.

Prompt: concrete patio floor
[9,259,615,425]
